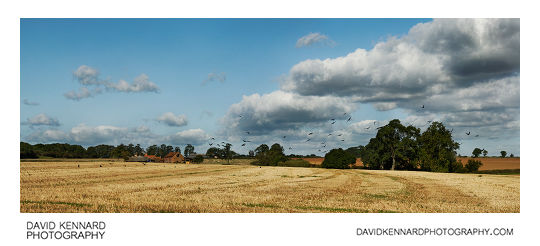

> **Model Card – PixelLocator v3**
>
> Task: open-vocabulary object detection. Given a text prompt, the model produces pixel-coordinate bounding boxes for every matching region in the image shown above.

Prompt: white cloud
[105,74,159,93]
[23,113,60,127]
[157,112,189,127]
[64,87,102,101]
[222,90,356,134]
[73,65,101,85]
[69,124,129,145]
[296,33,334,48]
[166,129,209,145]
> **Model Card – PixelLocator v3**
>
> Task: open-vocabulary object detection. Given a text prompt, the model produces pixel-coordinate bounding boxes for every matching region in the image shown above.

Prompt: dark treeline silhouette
[20,142,185,160]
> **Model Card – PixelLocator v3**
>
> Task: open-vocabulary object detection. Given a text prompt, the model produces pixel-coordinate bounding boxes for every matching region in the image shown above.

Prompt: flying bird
[241,143,246,146]
[337,134,342,136]
[308,132,313,135]
[475,135,479,137]
[331,121,336,125]
[306,139,311,142]
[246,131,250,134]
[328,133,332,136]
[242,140,251,142]
[466,131,471,136]
[365,126,370,130]
[421,105,425,109]
[289,147,293,150]
[347,117,351,122]
[341,139,345,141]
[427,120,432,123]
[330,118,335,121]
[283,136,286,138]
[209,143,213,146]
[210,137,215,140]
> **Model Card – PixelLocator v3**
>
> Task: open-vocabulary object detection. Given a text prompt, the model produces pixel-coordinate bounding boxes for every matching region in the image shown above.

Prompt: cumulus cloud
[157,112,188,127]
[203,72,226,85]
[282,19,519,100]
[69,124,129,145]
[23,99,39,106]
[64,87,102,101]
[66,65,159,100]
[105,74,159,93]
[165,129,209,145]
[25,129,69,143]
[23,113,60,127]
[296,33,334,48]
[73,65,101,85]
[222,90,356,134]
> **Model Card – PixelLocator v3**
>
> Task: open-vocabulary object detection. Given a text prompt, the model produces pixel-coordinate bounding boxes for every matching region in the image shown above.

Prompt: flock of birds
[203,105,480,156]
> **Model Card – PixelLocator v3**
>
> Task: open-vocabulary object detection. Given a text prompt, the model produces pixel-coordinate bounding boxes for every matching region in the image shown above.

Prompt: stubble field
[20,160,519,213]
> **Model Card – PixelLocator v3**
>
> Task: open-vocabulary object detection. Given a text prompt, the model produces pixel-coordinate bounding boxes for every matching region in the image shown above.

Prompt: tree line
[20,142,197,159]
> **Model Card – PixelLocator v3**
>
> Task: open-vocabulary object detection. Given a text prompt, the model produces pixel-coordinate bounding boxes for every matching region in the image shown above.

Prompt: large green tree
[418,122,461,172]
[322,148,356,169]
[367,119,420,170]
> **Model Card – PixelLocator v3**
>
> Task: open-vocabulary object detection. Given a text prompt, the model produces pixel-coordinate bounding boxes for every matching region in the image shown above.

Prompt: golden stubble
[20,160,519,213]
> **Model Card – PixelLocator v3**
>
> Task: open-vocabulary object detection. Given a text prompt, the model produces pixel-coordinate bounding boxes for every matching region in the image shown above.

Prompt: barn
[163,152,184,163]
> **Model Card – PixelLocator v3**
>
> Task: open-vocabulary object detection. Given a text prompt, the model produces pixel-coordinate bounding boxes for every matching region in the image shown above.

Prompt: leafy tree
[146,145,159,156]
[174,146,181,154]
[135,144,144,156]
[193,154,204,164]
[510,153,514,158]
[184,144,195,157]
[206,147,221,157]
[418,122,461,172]
[20,142,38,159]
[268,143,287,166]
[500,151,507,158]
[223,143,232,164]
[465,159,483,172]
[361,119,420,170]
[472,148,482,158]
[248,150,255,157]
[254,144,270,165]
[482,149,488,157]
[321,148,356,169]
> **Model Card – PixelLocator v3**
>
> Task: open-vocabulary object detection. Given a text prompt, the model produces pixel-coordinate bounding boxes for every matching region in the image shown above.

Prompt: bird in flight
[466,131,471,136]
[209,143,213,146]
[331,121,336,125]
[289,147,293,150]
[337,134,342,136]
[347,117,351,122]
[241,143,246,146]
[246,131,250,134]
[328,133,332,136]
[242,140,251,142]
[475,135,479,137]
[330,118,335,121]
[427,120,432,123]
[365,126,370,130]
[210,137,215,140]
[421,105,425,109]
[308,132,313,135]
[283,136,286,138]
[341,139,345,141]
[306,139,311,142]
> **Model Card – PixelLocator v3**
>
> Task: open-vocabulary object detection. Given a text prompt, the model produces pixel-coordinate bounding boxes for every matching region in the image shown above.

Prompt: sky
[20,18,520,156]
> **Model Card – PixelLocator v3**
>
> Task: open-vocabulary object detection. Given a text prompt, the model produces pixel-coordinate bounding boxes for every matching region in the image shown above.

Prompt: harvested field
[297,157,519,170]
[20,160,519,213]
[457,157,520,170]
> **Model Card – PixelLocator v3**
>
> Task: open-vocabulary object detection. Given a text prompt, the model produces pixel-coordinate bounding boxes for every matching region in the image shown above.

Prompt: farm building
[144,154,162,162]
[163,152,184,163]
[126,156,150,162]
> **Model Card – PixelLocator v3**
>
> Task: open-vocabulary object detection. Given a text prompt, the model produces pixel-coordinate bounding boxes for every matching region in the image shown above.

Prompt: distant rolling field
[20,160,519,213]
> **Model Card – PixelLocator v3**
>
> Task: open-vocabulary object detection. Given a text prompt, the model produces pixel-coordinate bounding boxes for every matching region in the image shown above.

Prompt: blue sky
[20,18,520,156]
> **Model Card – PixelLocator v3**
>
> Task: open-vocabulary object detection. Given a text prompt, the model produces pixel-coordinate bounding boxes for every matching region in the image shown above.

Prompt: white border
[2,1,538,245]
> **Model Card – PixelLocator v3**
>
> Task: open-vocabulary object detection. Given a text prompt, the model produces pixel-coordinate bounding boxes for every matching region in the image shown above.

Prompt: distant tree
[510,153,514,158]
[500,151,507,158]
[127,144,135,156]
[248,150,255,157]
[482,149,488,157]
[206,147,221,157]
[135,144,144,156]
[193,154,204,164]
[223,143,232,164]
[184,144,195,157]
[174,146,181,154]
[254,144,270,165]
[472,148,483,158]
[20,142,38,159]
[146,145,159,156]
[345,145,364,158]
[268,143,287,166]
[465,159,483,172]
[321,148,356,169]
[418,122,461,172]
